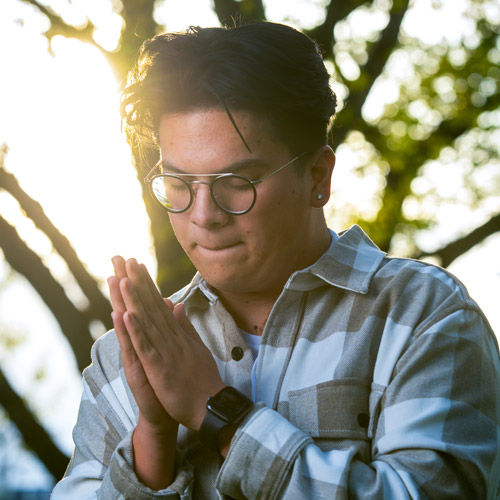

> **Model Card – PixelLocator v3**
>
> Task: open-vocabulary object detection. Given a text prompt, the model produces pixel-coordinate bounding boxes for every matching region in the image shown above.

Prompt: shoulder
[376,255,471,303]
[81,331,138,425]
[83,330,122,397]
[330,225,477,317]
[372,255,494,339]
[90,329,121,370]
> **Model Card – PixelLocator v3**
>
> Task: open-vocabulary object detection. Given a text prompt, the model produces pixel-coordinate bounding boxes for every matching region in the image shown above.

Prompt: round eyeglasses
[145,151,309,215]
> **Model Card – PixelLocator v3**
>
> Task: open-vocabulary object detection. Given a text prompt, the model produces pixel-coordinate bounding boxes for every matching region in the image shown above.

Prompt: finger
[120,276,149,327]
[163,298,175,311]
[123,309,161,361]
[112,255,127,279]
[125,260,178,333]
[120,277,169,353]
[173,303,204,346]
[126,260,164,320]
[139,263,169,311]
[139,264,179,326]
[129,261,165,311]
[113,311,160,405]
[112,310,140,367]
[107,275,126,313]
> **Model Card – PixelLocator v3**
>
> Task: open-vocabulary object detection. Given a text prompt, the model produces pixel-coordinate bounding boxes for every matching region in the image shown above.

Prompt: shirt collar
[170,225,386,305]
[286,225,385,294]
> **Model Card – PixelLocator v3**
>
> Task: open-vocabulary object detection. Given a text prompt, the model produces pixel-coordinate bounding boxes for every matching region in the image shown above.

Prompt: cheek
[168,214,189,247]
[243,207,289,250]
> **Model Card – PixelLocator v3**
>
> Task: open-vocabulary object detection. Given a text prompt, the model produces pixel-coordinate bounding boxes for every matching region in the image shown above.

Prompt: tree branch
[0,166,112,330]
[20,0,146,83]
[0,216,93,373]
[416,213,500,268]
[359,0,410,88]
[337,0,411,146]
[307,0,366,60]
[20,0,97,46]
[213,0,266,25]
[0,369,69,480]
[115,0,158,77]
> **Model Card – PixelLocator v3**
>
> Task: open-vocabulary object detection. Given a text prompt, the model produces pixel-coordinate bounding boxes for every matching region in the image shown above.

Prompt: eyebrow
[161,158,270,176]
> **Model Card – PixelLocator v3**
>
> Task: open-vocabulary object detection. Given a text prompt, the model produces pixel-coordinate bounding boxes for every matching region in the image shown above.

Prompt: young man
[52,23,500,499]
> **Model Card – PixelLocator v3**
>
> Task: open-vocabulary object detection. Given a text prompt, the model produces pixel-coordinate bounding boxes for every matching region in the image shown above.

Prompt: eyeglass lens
[150,175,256,214]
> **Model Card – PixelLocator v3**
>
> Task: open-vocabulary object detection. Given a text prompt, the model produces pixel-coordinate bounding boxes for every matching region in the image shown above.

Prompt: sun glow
[0,1,156,480]
[0,27,155,283]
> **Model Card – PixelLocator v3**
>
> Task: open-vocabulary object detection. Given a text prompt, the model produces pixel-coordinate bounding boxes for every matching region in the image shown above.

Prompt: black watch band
[200,386,254,452]
[200,409,231,451]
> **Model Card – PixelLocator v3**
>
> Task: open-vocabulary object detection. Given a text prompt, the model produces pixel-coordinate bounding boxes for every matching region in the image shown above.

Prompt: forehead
[158,109,290,169]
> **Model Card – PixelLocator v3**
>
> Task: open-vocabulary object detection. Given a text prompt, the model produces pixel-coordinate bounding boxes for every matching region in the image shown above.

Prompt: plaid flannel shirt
[52,225,500,499]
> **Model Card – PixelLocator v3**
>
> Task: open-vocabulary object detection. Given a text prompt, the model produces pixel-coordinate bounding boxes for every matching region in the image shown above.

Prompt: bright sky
[0,0,499,490]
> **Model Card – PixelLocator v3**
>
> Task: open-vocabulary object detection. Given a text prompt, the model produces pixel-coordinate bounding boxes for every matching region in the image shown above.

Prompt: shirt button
[231,346,244,361]
[357,412,369,429]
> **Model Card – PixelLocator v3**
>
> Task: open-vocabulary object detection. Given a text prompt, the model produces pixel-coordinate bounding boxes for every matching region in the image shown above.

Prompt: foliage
[17,0,500,285]
[0,0,498,480]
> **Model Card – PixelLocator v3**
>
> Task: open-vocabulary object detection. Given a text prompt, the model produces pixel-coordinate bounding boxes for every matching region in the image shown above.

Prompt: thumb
[163,298,175,311]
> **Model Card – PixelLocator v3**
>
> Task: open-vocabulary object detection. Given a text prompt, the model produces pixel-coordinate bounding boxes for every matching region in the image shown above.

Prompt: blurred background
[0,0,499,496]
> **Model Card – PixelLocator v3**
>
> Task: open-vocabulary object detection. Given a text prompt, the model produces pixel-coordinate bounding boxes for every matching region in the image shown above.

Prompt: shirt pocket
[287,378,385,441]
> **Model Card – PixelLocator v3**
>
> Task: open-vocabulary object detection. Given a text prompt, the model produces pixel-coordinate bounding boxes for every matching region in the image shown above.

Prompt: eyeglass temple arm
[255,151,310,184]
[145,151,310,184]
[144,159,163,183]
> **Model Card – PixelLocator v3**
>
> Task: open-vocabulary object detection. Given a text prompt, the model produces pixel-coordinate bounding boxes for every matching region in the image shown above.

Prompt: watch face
[207,387,253,423]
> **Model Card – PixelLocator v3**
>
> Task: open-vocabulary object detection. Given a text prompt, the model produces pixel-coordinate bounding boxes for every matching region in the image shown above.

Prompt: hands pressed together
[107,256,225,435]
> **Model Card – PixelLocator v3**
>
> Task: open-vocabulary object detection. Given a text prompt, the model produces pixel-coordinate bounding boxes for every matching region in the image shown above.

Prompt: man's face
[158,109,322,297]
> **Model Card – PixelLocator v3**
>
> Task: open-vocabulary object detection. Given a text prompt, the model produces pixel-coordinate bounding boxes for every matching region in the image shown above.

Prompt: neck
[216,223,332,335]
[217,287,282,335]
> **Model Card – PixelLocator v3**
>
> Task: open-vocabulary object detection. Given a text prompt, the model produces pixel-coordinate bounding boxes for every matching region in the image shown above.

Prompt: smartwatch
[200,386,254,452]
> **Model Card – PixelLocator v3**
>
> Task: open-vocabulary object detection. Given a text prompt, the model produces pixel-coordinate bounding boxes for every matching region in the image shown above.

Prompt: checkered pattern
[52,225,500,499]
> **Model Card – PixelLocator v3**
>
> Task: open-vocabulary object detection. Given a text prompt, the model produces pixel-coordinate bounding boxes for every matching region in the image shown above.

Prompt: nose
[189,181,224,227]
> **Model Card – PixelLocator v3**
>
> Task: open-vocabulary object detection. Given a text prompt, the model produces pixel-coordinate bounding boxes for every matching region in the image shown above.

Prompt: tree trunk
[0,369,69,480]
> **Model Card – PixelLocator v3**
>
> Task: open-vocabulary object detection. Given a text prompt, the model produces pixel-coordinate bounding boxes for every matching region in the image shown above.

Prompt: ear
[309,146,335,207]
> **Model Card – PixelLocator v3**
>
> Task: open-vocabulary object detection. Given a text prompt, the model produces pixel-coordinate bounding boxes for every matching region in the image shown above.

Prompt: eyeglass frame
[144,151,310,215]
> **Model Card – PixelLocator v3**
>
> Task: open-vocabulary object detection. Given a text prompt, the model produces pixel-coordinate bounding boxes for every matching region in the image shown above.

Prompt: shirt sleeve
[51,331,195,500]
[216,308,500,499]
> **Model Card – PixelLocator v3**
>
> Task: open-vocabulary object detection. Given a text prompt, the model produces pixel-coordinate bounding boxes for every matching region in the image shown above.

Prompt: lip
[196,241,242,251]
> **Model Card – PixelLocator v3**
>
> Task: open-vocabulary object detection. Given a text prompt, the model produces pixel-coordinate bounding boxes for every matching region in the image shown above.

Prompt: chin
[203,270,252,293]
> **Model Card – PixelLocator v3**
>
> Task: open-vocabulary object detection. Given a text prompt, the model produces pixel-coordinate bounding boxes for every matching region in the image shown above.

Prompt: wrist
[132,418,178,491]
[136,414,179,440]
[200,386,253,454]
[192,383,227,432]
[218,424,237,458]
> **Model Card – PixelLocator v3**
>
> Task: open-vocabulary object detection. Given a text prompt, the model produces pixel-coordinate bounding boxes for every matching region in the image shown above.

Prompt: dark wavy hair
[121,22,337,155]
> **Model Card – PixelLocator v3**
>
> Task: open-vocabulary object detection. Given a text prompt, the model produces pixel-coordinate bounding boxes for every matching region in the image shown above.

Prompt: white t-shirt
[239,329,262,360]
[239,229,339,392]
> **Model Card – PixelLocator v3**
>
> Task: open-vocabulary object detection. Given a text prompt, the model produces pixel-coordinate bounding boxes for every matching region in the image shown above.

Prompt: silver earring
[217,211,222,215]
[317,194,323,200]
